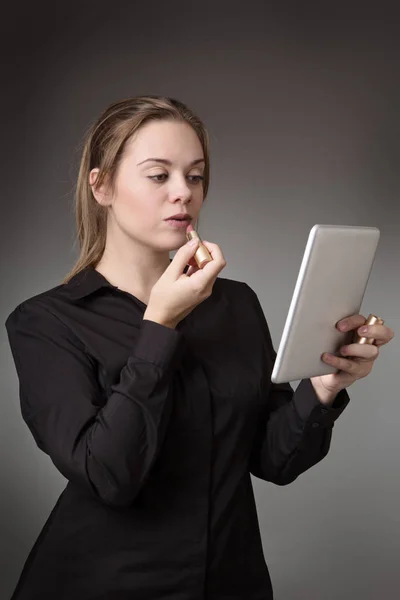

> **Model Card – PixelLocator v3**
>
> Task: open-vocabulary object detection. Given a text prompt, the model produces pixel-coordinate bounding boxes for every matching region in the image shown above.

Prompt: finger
[189,240,227,278]
[322,353,362,375]
[186,264,200,277]
[355,324,395,345]
[339,344,379,361]
[201,240,225,261]
[168,239,200,279]
[185,257,199,275]
[187,256,198,268]
[336,314,366,332]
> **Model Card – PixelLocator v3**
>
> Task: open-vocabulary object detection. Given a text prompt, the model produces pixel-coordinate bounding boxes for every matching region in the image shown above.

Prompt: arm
[5,300,184,508]
[244,284,350,485]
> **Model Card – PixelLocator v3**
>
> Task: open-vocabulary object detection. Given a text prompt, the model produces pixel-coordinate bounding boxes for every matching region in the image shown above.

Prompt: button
[321,408,328,414]
[311,422,320,428]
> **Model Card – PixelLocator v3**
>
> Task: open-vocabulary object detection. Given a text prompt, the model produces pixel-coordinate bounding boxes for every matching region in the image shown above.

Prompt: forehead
[125,120,203,161]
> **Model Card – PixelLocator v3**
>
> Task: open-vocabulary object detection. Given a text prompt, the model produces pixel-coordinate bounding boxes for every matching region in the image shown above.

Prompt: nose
[169,174,192,204]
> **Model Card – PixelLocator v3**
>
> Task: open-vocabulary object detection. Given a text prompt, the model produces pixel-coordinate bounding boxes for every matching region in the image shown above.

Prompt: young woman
[5,95,394,600]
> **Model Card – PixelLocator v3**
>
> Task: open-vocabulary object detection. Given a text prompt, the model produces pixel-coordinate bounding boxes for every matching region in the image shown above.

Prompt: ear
[89,168,112,206]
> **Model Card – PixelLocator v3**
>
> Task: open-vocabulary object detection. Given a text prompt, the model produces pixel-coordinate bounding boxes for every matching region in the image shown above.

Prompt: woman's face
[92,119,205,251]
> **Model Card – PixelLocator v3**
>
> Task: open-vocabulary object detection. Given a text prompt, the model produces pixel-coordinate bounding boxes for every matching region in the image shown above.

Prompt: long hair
[62,95,210,284]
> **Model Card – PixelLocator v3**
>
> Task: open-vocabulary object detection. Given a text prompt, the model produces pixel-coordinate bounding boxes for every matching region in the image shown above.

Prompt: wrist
[143,310,177,329]
[310,379,338,406]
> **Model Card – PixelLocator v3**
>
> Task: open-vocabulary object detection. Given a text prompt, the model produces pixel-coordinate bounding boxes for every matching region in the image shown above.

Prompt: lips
[165,214,192,221]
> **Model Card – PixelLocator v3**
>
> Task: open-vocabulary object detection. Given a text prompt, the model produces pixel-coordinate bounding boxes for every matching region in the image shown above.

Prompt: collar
[64,266,118,301]
[64,260,186,302]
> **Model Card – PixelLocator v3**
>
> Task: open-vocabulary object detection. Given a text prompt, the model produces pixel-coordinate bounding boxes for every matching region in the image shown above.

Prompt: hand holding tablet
[271,224,382,384]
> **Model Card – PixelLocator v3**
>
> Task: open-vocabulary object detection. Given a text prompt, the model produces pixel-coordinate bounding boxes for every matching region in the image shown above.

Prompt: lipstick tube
[186,228,213,268]
[353,314,385,345]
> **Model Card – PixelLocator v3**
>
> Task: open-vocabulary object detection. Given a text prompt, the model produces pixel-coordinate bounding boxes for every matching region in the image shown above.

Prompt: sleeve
[5,300,185,508]
[244,283,351,486]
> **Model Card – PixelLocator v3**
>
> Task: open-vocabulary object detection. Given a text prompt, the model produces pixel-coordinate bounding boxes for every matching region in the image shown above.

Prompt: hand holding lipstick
[143,224,227,329]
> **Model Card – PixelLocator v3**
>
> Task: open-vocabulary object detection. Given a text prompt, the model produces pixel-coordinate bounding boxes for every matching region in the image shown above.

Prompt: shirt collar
[63,266,118,301]
[64,259,185,302]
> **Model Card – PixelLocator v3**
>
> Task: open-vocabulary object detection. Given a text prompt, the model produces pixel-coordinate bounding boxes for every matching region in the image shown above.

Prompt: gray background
[1,1,399,598]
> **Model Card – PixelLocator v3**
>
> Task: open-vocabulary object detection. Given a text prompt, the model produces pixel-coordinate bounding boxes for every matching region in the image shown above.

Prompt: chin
[169,240,186,251]
[152,238,183,253]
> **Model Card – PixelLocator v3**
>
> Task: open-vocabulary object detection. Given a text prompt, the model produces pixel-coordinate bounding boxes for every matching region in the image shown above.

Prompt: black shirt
[5,265,350,600]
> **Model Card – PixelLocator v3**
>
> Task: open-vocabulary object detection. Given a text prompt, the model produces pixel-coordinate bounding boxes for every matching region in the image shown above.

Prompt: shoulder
[215,275,270,328]
[4,287,91,365]
[4,284,68,336]
[215,274,248,293]
[214,275,258,303]
[4,267,94,332]
[211,276,265,323]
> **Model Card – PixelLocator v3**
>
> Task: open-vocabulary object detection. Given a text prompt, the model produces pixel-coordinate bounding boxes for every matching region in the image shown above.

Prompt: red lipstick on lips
[186,223,213,269]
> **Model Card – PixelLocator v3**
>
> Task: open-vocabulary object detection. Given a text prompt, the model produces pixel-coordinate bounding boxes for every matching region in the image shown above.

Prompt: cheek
[111,183,159,232]
[114,179,145,207]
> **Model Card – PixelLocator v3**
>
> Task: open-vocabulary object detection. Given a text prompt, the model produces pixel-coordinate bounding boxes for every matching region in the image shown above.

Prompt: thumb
[168,238,199,278]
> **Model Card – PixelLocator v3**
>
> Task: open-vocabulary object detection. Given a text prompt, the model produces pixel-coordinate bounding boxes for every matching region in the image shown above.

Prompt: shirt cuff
[293,378,350,427]
[133,319,185,371]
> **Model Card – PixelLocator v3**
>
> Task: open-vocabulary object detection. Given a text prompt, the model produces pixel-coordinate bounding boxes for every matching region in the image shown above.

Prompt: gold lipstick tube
[186,228,213,269]
[353,314,385,345]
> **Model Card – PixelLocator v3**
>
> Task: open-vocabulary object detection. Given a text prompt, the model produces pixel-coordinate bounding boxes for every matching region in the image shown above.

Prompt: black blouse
[5,265,350,600]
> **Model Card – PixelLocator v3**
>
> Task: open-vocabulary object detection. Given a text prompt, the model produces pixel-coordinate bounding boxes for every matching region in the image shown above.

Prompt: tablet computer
[270,224,380,384]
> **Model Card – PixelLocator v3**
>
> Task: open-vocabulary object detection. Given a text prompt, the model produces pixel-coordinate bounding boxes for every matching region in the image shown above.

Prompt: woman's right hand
[143,238,227,328]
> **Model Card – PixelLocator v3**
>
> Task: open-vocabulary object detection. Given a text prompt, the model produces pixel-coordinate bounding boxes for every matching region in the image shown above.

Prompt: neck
[95,234,172,306]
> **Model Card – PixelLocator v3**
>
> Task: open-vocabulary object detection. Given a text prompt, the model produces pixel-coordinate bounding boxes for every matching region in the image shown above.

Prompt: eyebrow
[137,158,205,166]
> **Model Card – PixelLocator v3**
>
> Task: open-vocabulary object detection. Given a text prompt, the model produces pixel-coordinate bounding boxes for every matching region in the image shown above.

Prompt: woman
[5,96,394,599]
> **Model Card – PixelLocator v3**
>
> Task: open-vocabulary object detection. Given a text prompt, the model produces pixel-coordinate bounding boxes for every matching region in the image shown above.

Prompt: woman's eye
[188,175,204,184]
[149,174,167,182]
[148,174,204,184]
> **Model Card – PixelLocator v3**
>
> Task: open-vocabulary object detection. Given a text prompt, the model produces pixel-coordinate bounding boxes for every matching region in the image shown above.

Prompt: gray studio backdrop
[1,2,399,599]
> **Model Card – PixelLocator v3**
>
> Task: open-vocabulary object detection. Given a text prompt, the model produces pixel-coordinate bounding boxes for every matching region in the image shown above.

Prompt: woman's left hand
[310,314,395,405]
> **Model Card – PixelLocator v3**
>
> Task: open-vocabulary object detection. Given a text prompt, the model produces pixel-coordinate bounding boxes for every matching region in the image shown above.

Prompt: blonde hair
[62,95,210,284]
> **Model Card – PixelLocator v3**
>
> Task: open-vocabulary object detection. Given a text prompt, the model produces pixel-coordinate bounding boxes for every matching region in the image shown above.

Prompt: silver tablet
[271,224,380,384]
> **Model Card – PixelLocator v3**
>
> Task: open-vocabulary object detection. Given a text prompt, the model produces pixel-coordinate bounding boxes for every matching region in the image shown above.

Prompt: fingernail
[188,239,198,246]
[339,321,348,331]
[359,326,368,334]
